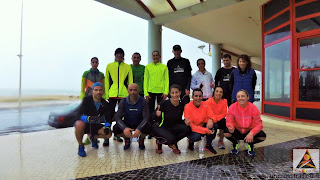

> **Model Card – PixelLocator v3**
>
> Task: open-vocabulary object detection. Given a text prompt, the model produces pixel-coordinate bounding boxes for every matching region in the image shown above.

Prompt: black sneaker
[188,141,194,150]
[205,144,217,154]
[114,136,123,142]
[103,139,109,146]
[138,137,145,150]
[124,138,130,150]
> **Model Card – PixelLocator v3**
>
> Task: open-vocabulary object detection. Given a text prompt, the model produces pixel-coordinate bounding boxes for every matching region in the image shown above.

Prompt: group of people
[75,45,266,158]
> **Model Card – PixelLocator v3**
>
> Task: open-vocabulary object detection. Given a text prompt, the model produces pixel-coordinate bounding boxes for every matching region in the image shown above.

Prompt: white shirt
[191,70,214,99]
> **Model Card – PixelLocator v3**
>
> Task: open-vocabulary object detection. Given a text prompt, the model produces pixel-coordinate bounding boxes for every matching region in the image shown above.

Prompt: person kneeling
[74,82,113,157]
[184,88,218,154]
[113,83,151,150]
[224,90,266,156]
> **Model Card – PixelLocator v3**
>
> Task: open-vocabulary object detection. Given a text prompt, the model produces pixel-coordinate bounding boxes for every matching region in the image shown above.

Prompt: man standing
[113,83,151,150]
[167,45,192,104]
[105,48,133,145]
[74,82,113,157]
[191,58,214,101]
[144,50,169,113]
[214,54,235,106]
[130,52,145,97]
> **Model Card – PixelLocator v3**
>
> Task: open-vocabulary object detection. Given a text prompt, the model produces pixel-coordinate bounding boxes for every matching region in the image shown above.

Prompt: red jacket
[226,102,263,136]
[205,98,228,121]
[184,101,216,134]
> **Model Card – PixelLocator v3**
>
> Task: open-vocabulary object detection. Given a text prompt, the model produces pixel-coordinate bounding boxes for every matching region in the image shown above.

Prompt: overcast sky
[0,0,260,96]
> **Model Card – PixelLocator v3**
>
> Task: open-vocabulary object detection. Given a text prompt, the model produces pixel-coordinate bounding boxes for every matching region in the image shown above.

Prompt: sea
[0,89,80,97]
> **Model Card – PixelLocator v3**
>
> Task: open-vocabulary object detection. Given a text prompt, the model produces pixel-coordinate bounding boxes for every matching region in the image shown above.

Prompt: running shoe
[78,145,86,157]
[168,144,181,154]
[124,138,131,150]
[156,140,162,154]
[138,137,145,150]
[231,141,240,154]
[91,137,98,149]
[205,144,217,154]
[114,136,123,142]
[103,139,109,146]
[245,143,255,156]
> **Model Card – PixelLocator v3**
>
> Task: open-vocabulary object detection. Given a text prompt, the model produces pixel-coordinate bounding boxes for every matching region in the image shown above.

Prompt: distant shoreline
[0,95,79,102]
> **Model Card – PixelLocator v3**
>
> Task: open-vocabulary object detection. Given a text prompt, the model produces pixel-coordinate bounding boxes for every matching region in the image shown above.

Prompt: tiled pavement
[79,135,320,180]
[0,114,319,180]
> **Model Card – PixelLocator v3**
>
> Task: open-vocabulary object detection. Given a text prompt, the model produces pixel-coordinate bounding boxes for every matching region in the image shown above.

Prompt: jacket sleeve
[136,100,150,131]
[206,105,217,123]
[80,76,86,100]
[144,66,149,96]
[186,60,192,90]
[100,73,106,99]
[252,70,257,92]
[249,105,263,136]
[103,102,112,128]
[128,66,133,85]
[190,74,199,90]
[189,122,210,134]
[204,99,218,121]
[216,99,228,121]
[164,66,169,95]
[183,104,191,120]
[214,69,220,87]
[105,66,110,99]
[115,99,127,131]
[226,105,235,130]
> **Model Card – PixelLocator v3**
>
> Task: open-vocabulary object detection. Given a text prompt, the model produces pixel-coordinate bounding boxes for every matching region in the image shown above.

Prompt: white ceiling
[96,0,270,70]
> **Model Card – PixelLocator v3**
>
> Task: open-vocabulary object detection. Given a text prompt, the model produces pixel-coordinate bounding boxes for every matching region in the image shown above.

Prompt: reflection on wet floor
[78,135,320,180]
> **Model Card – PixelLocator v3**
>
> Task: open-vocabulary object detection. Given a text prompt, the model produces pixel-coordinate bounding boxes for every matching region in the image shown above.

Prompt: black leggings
[151,123,191,145]
[148,92,164,114]
[225,128,266,146]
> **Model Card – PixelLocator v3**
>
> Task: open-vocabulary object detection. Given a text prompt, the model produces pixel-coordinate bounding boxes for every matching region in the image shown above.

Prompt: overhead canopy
[96,0,269,70]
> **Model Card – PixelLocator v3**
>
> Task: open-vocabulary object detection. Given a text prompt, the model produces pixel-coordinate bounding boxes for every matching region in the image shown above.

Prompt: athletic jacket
[144,62,169,96]
[78,96,113,128]
[184,101,216,134]
[191,70,214,99]
[80,69,105,100]
[105,61,133,99]
[115,95,149,131]
[226,102,263,136]
[205,98,228,121]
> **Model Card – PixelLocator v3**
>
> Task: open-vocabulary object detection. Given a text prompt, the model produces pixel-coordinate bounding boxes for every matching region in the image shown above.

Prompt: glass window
[264,0,290,20]
[264,11,290,33]
[265,40,291,103]
[300,36,320,69]
[299,70,320,102]
[265,25,290,45]
[296,16,320,33]
[296,1,320,18]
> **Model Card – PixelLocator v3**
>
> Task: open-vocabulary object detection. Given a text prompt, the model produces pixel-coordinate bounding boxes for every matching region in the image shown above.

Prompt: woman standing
[151,84,191,154]
[205,86,228,149]
[224,90,266,156]
[230,54,257,103]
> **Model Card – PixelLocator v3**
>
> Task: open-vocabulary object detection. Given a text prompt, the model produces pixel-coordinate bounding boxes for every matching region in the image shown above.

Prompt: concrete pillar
[148,20,162,63]
[211,44,221,75]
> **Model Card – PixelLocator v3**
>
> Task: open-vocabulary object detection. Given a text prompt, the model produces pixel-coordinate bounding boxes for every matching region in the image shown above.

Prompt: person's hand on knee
[124,128,133,138]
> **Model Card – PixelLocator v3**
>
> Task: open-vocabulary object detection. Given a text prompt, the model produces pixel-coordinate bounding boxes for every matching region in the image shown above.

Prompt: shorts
[84,123,104,136]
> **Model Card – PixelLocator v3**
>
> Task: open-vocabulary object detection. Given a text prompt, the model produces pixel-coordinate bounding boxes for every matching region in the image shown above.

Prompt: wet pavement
[79,135,320,180]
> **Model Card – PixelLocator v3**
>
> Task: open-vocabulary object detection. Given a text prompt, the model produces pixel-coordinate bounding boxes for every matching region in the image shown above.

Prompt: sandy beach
[0,95,79,103]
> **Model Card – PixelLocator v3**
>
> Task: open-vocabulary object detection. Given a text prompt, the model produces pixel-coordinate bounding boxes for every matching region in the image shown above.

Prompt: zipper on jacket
[118,62,120,97]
